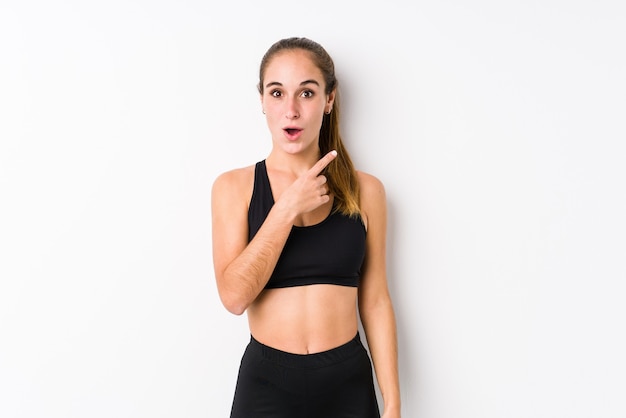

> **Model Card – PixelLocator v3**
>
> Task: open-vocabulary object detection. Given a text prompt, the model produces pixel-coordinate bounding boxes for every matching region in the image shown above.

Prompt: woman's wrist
[383,397,401,412]
[383,403,401,417]
[268,198,298,225]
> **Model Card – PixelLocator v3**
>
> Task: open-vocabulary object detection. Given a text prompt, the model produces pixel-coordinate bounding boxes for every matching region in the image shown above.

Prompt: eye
[301,90,314,98]
[270,90,282,98]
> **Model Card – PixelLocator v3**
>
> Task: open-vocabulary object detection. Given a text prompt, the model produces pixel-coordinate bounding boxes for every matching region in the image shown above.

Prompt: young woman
[212,37,401,418]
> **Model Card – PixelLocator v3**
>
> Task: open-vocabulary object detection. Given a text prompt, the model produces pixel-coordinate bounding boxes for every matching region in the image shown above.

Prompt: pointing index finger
[310,150,337,176]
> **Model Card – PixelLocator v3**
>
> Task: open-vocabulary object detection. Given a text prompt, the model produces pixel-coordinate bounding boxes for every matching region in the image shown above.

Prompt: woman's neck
[266,148,321,177]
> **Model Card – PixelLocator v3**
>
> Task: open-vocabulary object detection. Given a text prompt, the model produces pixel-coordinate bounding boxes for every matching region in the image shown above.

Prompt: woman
[212,37,401,418]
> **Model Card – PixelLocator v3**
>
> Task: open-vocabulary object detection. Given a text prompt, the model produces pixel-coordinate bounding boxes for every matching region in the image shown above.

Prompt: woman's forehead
[263,50,324,86]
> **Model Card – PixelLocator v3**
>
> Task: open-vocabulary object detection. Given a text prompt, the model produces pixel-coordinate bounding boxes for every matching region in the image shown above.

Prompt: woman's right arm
[211,151,337,315]
[211,168,293,315]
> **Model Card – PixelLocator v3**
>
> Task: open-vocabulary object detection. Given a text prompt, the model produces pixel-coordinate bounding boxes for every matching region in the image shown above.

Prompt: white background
[1,1,625,417]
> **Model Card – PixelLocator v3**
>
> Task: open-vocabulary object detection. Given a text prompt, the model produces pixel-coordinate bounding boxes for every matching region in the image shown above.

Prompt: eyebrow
[264,79,321,89]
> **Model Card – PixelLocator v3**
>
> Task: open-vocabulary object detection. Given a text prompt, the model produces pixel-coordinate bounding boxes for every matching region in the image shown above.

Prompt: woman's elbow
[217,284,249,316]
[218,293,246,316]
[215,267,259,315]
[359,292,393,316]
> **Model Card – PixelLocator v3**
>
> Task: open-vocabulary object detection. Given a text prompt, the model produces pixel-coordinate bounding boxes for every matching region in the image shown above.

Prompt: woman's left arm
[357,172,401,418]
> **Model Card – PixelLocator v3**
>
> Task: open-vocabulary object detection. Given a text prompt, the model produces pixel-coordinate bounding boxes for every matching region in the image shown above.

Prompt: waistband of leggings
[248,332,364,369]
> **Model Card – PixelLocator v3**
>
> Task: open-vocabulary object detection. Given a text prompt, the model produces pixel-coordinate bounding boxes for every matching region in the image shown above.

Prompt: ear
[325,89,336,113]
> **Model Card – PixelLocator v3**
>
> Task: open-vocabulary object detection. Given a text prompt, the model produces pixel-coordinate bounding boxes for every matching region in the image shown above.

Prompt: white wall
[1,1,625,417]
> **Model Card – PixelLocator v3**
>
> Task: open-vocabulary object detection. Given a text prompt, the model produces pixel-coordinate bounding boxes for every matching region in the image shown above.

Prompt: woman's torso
[247,285,359,354]
[245,161,365,354]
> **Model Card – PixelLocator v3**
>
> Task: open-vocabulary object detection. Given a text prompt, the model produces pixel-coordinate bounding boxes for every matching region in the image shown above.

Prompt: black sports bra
[248,160,366,289]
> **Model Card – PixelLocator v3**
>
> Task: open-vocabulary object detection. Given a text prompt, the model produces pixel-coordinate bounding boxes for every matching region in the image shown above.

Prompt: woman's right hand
[275,150,337,217]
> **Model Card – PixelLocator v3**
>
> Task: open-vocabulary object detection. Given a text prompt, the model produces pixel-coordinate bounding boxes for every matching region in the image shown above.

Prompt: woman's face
[260,49,335,156]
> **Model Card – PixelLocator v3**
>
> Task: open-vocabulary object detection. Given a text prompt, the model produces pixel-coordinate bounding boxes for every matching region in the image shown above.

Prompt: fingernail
[331,150,337,156]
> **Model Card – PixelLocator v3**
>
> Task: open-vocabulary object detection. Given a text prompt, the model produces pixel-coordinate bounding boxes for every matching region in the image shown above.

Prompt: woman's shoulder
[212,163,257,199]
[355,170,386,230]
[213,163,258,185]
[356,170,386,198]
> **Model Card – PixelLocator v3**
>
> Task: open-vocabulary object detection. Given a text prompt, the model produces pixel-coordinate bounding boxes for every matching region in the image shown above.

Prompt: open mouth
[284,128,302,135]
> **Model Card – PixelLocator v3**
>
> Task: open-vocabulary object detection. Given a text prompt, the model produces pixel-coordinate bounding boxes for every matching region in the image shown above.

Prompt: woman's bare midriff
[247,284,359,354]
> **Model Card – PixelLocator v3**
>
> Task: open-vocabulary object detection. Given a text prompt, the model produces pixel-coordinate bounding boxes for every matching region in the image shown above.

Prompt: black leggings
[230,332,380,418]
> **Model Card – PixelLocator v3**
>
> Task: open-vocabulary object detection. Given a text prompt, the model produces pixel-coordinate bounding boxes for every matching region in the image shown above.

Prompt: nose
[285,97,300,119]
